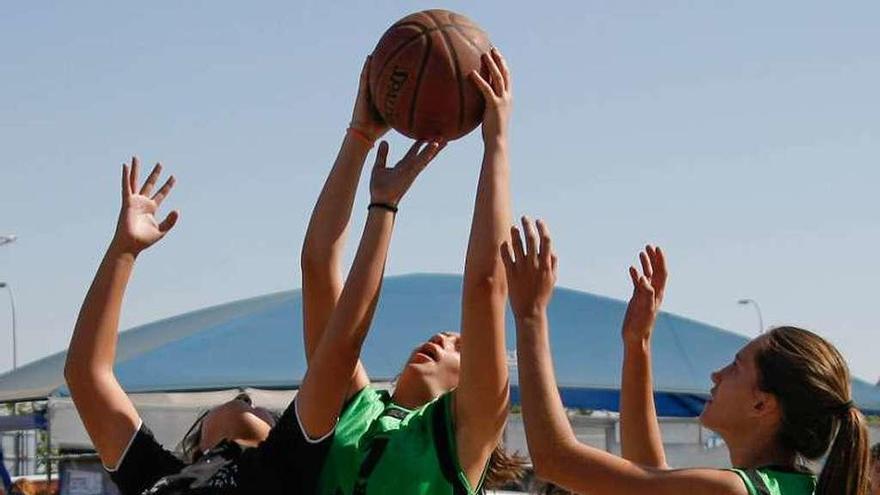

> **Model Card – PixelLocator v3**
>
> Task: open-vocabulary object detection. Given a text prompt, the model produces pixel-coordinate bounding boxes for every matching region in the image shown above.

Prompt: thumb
[373,141,389,172]
[159,210,180,233]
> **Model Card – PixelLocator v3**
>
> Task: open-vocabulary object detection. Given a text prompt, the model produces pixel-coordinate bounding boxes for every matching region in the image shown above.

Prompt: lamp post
[0,235,16,247]
[737,298,764,335]
[0,283,17,370]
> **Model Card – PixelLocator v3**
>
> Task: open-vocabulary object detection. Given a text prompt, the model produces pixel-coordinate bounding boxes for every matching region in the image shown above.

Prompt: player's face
[699,336,769,436]
[397,332,462,404]
[199,395,276,451]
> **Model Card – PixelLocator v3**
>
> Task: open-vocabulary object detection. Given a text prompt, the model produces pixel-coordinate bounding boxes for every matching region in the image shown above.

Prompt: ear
[751,390,781,420]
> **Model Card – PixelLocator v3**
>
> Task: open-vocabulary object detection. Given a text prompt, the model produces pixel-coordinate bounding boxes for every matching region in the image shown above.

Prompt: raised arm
[296,140,444,439]
[620,246,668,468]
[505,220,745,495]
[64,158,178,469]
[454,47,513,487]
[300,56,388,399]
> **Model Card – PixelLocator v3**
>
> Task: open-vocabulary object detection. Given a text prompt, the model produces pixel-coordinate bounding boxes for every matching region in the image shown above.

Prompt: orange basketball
[369,10,492,141]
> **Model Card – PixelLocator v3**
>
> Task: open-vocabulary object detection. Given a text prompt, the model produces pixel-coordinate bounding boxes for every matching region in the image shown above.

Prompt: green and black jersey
[317,386,486,495]
[728,467,816,495]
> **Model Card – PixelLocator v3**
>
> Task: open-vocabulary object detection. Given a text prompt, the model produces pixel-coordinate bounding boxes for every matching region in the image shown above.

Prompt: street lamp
[0,235,16,247]
[0,282,17,370]
[737,298,764,335]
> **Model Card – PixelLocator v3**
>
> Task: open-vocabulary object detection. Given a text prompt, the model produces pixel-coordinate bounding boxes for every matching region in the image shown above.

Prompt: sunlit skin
[699,336,795,468]
[392,332,462,410]
[198,399,277,451]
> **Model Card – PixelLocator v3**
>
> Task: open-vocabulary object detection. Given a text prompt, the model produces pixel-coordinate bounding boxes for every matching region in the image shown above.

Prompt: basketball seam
[375,22,430,82]
[408,32,433,132]
[425,10,466,134]
[449,24,483,52]
[377,23,480,81]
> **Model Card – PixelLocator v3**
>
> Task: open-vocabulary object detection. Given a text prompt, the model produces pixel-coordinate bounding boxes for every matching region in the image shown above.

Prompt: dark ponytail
[816,407,870,495]
[755,327,870,495]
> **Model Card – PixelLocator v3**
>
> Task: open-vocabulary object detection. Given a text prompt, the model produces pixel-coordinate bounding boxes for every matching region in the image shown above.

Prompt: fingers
[649,245,668,293]
[536,219,553,269]
[122,163,132,198]
[482,52,505,97]
[359,54,371,90]
[500,241,515,275]
[639,250,653,280]
[403,140,426,162]
[140,163,162,196]
[491,47,511,92]
[130,156,139,193]
[152,175,176,206]
[521,216,538,262]
[510,225,526,264]
[372,141,390,171]
[413,140,446,167]
[629,266,640,288]
[158,210,179,233]
[469,70,494,101]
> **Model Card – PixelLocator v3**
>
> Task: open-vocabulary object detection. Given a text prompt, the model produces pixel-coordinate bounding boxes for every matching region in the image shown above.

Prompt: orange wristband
[346,127,374,147]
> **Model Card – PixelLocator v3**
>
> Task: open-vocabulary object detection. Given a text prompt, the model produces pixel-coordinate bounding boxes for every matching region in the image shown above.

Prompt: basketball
[369,10,492,141]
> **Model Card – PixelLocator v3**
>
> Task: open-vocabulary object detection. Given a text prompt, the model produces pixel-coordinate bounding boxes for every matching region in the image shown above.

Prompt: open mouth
[412,342,441,363]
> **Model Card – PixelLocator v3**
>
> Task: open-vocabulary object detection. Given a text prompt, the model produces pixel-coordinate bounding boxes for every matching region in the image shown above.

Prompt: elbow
[530,451,561,482]
[463,269,507,298]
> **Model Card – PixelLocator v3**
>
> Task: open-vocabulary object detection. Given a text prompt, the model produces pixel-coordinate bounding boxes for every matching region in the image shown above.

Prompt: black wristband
[368,202,398,214]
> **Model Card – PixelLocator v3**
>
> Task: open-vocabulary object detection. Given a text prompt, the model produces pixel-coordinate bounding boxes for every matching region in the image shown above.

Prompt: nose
[710,369,721,385]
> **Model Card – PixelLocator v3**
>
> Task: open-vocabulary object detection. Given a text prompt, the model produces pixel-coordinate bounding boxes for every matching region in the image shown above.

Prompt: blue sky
[1,1,878,383]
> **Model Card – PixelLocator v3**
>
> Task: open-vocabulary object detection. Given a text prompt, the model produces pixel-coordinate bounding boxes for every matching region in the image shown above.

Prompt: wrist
[483,134,508,151]
[344,127,376,150]
[623,337,652,353]
[367,201,398,214]
[515,310,548,327]
[106,239,139,263]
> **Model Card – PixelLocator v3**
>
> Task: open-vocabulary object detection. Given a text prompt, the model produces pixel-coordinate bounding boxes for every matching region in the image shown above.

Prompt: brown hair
[755,326,870,495]
[482,444,529,490]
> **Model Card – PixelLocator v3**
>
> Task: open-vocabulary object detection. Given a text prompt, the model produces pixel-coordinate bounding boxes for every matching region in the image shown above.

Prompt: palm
[122,196,164,247]
[622,246,667,343]
[112,157,178,255]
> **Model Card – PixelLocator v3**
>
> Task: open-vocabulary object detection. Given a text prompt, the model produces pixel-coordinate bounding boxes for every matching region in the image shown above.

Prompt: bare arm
[505,223,744,495]
[300,56,388,399]
[64,158,178,469]
[297,140,444,439]
[454,48,513,487]
[620,246,668,468]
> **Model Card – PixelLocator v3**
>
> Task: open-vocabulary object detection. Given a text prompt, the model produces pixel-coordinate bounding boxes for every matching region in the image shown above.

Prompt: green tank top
[728,467,816,495]
[317,386,486,495]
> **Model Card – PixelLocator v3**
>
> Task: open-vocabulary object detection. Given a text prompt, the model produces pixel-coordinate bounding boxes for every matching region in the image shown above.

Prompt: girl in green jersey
[297,48,518,494]
[502,219,871,495]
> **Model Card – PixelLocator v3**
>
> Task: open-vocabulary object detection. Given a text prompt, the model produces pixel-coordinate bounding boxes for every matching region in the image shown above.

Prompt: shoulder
[107,422,185,495]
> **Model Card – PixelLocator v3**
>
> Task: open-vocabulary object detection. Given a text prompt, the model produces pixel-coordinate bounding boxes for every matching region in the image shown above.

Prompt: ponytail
[755,327,872,495]
[816,407,870,495]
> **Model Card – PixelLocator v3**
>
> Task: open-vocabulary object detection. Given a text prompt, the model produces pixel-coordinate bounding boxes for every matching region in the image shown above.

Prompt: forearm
[297,208,394,436]
[516,315,670,493]
[301,133,373,358]
[515,313,577,464]
[459,139,511,392]
[463,139,510,287]
[65,244,135,383]
[620,340,667,467]
[301,133,372,266]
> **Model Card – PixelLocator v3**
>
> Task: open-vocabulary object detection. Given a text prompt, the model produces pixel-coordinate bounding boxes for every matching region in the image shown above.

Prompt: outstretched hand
[621,245,667,345]
[370,140,445,207]
[350,55,389,144]
[469,47,512,143]
[501,217,558,321]
[112,156,179,256]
